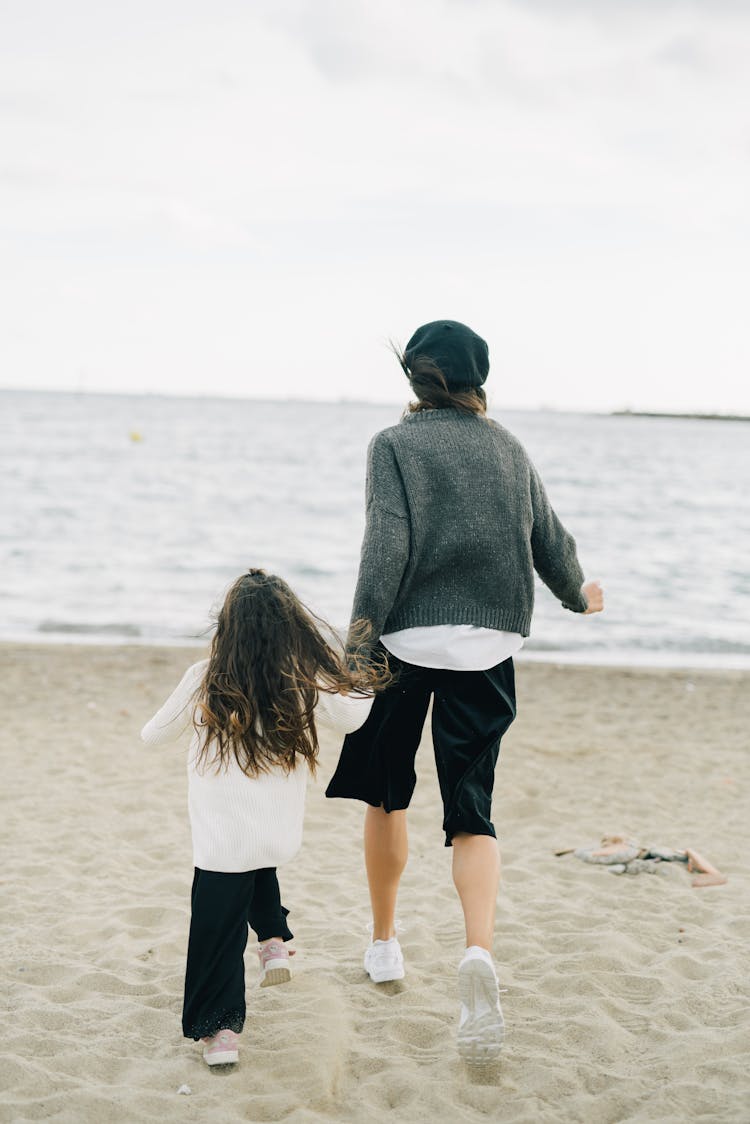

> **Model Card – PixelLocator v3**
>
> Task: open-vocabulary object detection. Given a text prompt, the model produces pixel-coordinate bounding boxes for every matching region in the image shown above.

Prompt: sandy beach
[1,642,749,1124]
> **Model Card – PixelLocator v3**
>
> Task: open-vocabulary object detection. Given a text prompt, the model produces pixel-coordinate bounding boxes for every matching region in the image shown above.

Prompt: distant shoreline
[2,387,749,420]
[612,409,750,423]
[3,637,749,673]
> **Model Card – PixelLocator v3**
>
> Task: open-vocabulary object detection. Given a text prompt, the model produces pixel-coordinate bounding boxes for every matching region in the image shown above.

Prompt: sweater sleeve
[349,432,410,651]
[529,465,588,613]
[315,690,374,735]
[140,660,208,745]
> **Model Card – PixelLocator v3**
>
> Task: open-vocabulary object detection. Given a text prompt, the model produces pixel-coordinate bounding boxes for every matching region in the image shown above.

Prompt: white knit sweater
[141,659,373,873]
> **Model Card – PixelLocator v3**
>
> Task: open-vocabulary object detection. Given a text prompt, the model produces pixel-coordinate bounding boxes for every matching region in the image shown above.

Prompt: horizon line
[1,384,747,420]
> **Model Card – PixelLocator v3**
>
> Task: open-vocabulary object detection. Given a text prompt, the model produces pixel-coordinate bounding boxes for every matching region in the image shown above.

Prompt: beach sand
[1,643,748,1124]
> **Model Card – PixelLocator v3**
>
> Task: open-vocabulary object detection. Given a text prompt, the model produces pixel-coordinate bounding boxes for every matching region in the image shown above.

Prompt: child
[325,320,604,1063]
[141,568,384,1067]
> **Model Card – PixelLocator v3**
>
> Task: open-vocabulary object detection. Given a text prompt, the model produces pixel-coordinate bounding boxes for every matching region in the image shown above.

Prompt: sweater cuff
[562,589,589,614]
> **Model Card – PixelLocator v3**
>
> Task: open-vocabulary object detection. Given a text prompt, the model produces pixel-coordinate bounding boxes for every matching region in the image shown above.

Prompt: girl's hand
[581,580,604,614]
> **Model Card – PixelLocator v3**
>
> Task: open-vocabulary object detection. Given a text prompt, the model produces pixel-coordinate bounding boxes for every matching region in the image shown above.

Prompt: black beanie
[403,320,489,389]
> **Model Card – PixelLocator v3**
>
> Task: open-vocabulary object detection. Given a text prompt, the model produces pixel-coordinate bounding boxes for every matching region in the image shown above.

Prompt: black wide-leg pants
[326,654,516,846]
[182,866,293,1041]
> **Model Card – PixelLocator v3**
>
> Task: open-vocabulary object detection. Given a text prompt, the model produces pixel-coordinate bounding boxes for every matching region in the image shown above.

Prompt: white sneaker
[457,946,504,1064]
[364,937,405,983]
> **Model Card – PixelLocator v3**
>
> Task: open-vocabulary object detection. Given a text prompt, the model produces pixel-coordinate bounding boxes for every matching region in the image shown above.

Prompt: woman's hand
[581,580,604,614]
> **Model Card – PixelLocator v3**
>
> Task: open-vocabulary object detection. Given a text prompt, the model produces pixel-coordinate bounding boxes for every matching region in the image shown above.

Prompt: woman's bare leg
[451,833,501,950]
[364,806,408,941]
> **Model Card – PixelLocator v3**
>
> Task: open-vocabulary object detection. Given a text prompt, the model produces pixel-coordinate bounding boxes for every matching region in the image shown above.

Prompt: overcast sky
[1,0,748,412]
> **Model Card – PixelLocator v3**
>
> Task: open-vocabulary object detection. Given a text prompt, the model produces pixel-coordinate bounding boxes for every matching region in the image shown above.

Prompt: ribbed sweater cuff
[383,606,533,637]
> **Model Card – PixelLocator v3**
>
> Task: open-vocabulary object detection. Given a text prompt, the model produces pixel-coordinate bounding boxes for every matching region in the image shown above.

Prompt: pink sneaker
[258,940,293,988]
[202,1028,239,1066]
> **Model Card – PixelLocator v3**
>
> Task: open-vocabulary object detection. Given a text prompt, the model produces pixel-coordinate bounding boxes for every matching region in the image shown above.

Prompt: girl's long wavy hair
[194,569,390,778]
[392,344,488,416]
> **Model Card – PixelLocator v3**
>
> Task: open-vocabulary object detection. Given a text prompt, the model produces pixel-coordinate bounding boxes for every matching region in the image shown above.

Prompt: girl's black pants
[182,866,293,1041]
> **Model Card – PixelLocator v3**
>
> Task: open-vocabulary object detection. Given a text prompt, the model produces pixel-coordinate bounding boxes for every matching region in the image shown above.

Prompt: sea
[2,389,748,668]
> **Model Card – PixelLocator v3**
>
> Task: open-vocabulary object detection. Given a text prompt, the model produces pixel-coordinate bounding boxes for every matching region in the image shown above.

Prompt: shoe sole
[260,964,292,988]
[457,958,504,1065]
[203,1049,238,1066]
[366,963,405,983]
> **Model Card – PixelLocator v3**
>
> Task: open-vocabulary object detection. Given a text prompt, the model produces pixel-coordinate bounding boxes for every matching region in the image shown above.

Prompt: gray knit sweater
[350,408,588,651]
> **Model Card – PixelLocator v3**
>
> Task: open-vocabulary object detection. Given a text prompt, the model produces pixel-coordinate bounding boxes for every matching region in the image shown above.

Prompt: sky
[1,0,749,413]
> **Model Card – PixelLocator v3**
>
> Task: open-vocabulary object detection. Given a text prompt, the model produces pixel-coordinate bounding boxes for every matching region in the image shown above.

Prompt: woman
[326,319,603,1064]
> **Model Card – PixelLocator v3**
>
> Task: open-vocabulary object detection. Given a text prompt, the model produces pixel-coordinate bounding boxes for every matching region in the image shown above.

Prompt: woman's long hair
[392,345,487,416]
[194,569,389,778]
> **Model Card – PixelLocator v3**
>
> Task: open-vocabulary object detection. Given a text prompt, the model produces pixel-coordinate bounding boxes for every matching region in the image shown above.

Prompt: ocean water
[1,389,748,667]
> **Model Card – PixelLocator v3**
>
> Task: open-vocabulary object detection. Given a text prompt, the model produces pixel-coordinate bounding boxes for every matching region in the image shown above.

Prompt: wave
[37,620,142,638]
[526,636,750,657]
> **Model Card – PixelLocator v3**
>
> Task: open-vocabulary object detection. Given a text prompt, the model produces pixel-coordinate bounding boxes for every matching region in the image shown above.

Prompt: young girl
[141,568,384,1067]
[326,320,604,1064]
